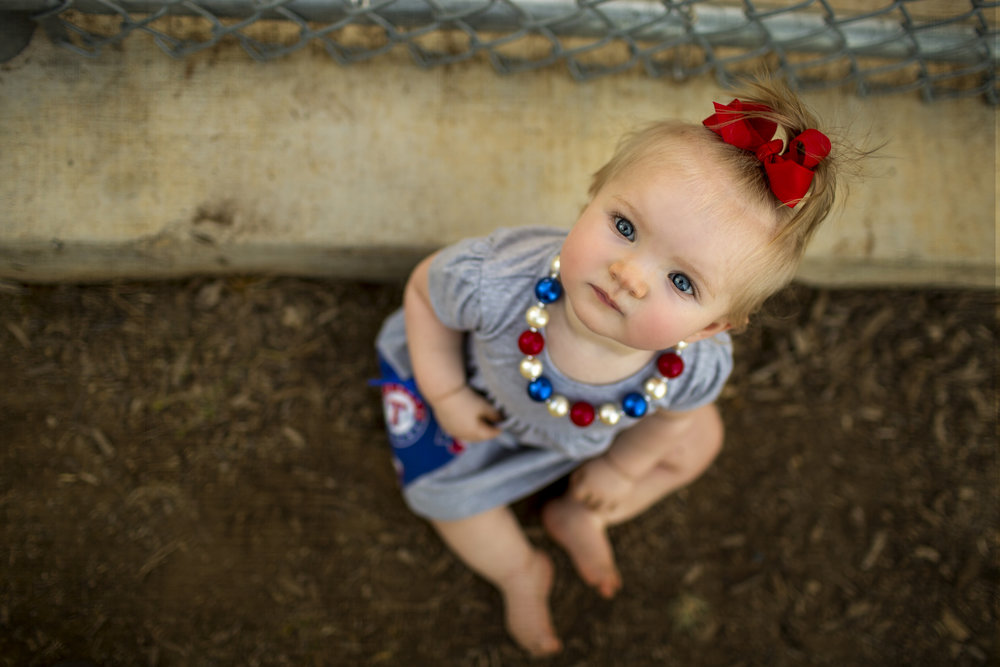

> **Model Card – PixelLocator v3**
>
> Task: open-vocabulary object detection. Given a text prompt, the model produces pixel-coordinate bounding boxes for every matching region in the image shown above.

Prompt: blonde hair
[589,78,849,330]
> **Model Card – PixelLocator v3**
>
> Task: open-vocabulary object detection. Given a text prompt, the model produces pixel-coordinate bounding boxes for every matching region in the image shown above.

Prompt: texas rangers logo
[381,383,429,448]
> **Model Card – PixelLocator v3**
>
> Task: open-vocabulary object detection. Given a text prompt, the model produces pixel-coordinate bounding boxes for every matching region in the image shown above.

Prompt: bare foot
[542,496,622,598]
[497,549,562,657]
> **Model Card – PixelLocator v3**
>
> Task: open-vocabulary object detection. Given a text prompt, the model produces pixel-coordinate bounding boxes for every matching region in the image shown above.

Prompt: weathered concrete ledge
[0,34,996,288]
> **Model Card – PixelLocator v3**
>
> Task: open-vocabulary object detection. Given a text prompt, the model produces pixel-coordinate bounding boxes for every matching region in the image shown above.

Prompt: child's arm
[404,253,503,443]
[570,404,724,510]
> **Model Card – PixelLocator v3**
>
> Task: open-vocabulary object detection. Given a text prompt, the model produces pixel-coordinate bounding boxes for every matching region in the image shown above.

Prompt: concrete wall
[0,32,996,287]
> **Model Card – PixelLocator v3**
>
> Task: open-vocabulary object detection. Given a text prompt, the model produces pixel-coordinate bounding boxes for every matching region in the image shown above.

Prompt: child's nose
[609,260,648,299]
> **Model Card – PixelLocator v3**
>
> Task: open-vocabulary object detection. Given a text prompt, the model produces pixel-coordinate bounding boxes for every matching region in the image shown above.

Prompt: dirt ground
[1,277,996,666]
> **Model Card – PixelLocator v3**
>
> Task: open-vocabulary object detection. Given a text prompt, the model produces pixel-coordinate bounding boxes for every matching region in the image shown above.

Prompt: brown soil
[1,278,996,666]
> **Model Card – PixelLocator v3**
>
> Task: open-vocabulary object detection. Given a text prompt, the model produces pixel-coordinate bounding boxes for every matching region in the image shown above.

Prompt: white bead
[675,340,688,350]
[525,305,549,329]
[598,403,621,426]
[547,395,569,417]
[644,377,668,400]
[519,357,543,380]
[550,255,561,276]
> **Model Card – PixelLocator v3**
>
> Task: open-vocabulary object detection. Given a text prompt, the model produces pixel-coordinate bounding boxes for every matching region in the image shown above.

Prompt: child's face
[559,158,770,352]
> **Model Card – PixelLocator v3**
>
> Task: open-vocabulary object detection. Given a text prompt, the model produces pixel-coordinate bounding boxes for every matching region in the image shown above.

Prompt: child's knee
[700,405,726,468]
[705,406,725,458]
[665,404,725,478]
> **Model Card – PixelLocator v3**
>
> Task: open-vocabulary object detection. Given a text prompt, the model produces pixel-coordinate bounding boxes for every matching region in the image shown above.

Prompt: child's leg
[431,506,562,656]
[543,403,724,597]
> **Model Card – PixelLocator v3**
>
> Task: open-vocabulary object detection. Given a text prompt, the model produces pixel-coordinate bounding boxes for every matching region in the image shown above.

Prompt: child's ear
[684,320,733,343]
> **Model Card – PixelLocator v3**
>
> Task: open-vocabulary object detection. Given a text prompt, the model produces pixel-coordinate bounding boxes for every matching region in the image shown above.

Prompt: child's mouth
[591,285,623,314]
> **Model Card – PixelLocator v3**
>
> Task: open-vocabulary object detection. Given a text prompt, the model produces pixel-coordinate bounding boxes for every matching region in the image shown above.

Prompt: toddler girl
[375,78,846,656]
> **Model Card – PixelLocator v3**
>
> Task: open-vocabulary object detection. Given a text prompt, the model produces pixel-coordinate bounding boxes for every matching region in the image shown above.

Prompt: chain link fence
[2,0,997,102]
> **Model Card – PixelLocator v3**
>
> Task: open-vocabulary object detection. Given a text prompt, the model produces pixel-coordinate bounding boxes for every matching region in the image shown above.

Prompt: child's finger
[470,414,502,440]
[570,478,593,504]
[469,395,502,425]
[476,422,502,439]
[481,407,503,426]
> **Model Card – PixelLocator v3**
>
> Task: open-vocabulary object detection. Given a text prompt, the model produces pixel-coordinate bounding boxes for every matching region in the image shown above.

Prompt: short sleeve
[661,333,734,412]
[426,227,566,336]
[426,235,491,332]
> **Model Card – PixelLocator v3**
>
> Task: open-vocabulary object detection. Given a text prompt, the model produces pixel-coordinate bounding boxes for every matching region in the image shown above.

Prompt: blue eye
[614,216,636,242]
[671,273,694,295]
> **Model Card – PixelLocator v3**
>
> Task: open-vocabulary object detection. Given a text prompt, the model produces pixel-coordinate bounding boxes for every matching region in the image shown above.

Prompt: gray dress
[375,226,733,521]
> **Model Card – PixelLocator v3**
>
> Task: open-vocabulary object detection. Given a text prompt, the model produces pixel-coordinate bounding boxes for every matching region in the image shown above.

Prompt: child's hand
[570,456,635,512]
[431,386,503,444]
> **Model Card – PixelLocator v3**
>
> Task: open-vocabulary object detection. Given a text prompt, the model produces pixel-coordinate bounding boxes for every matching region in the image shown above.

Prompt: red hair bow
[703,99,831,208]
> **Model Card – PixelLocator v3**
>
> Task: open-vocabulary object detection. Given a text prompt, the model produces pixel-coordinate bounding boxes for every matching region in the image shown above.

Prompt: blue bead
[622,392,649,418]
[534,277,563,304]
[527,376,553,402]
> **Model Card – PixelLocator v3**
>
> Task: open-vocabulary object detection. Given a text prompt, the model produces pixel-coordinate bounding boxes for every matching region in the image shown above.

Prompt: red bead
[657,352,684,378]
[518,330,545,356]
[569,401,595,427]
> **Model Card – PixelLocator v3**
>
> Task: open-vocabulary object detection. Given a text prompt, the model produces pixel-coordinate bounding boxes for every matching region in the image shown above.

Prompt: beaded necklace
[518,254,686,428]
